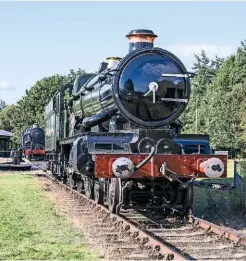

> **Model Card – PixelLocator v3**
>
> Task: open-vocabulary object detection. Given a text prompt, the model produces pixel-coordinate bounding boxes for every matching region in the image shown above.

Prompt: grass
[193,160,246,229]
[0,174,99,260]
[193,186,246,230]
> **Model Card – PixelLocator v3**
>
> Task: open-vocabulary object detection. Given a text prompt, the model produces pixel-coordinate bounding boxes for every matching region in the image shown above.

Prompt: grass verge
[193,161,246,230]
[0,173,99,260]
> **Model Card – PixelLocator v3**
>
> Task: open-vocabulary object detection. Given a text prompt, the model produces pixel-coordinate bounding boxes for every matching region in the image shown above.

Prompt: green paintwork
[81,90,95,117]
[44,112,56,151]
[73,98,81,118]
[44,72,105,148]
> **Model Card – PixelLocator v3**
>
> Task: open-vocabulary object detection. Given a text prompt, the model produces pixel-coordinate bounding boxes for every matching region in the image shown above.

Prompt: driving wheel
[84,177,93,199]
[108,178,121,214]
[94,178,105,204]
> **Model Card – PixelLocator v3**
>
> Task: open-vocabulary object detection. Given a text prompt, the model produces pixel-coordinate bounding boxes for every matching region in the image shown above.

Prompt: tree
[0,105,16,132]
[181,40,246,156]
[7,68,86,144]
[205,83,246,156]
[0,99,6,111]
[181,50,224,134]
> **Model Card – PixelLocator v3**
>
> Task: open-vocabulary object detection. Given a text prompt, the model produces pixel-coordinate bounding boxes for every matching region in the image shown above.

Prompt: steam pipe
[82,108,118,128]
[134,146,155,171]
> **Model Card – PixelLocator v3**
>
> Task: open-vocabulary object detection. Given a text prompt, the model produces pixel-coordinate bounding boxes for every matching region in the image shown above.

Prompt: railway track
[30,160,47,170]
[29,161,246,260]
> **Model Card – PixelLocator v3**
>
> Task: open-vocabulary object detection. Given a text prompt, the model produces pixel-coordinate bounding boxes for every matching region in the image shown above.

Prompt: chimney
[126,29,158,53]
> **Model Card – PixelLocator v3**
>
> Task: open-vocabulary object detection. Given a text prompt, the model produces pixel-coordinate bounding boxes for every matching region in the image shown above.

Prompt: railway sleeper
[90,222,113,228]
[181,243,234,251]
[188,246,246,259]
[147,225,195,233]
[94,227,120,232]
[166,238,218,247]
[97,242,140,249]
[126,252,156,260]
[43,173,246,261]
[153,229,205,237]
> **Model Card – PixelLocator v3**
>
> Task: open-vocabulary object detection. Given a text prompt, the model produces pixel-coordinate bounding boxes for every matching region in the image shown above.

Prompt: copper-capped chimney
[126,29,158,53]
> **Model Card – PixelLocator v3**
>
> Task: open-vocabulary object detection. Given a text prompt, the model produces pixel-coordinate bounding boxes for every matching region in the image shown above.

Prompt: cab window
[183,144,207,154]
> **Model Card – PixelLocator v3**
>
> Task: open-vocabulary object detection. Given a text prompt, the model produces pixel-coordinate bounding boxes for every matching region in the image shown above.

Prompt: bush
[194,161,246,228]
[229,161,246,217]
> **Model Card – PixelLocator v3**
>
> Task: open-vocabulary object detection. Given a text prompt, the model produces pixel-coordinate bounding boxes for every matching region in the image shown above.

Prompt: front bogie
[58,158,194,216]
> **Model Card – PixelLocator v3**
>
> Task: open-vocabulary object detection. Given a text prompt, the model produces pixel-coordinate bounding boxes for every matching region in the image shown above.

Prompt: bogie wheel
[108,178,121,214]
[84,177,94,199]
[67,174,76,189]
[62,164,69,184]
[76,180,83,193]
[94,178,105,205]
[62,176,67,184]
[179,182,194,217]
[46,161,50,171]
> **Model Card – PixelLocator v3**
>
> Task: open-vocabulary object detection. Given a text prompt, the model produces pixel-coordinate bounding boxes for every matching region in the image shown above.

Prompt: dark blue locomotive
[21,123,45,160]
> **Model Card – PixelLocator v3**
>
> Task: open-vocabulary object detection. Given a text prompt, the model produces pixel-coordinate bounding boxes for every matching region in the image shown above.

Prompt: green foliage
[229,161,246,217]
[2,40,246,156]
[194,186,246,229]
[0,105,17,132]
[182,41,246,157]
[194,162,245,229]
[181,50,224,134]
[0,68,86,144]
[205,83,246,153]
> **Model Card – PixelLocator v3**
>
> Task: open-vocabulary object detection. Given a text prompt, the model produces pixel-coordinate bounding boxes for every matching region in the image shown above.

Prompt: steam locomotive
[21,123,45,160]
[45,29,227,216]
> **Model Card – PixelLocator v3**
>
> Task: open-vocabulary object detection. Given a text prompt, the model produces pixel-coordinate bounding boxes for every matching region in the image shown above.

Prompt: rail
[30,165,246,260]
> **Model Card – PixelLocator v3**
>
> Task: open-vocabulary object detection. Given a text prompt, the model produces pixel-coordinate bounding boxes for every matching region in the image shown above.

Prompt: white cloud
[163,44,235,69]
[0,80,15,91]
[165,44,234,58]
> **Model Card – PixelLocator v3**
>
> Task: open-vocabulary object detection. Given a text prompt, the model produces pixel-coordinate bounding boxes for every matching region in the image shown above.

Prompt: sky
[0,1,246,105]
